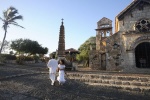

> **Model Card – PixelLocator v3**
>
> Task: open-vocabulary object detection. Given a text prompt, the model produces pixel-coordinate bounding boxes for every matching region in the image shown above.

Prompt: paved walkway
[0,63,150,100]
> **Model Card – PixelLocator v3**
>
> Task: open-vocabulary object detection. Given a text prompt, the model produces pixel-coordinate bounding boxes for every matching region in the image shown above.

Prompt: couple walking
[47,55,66,86]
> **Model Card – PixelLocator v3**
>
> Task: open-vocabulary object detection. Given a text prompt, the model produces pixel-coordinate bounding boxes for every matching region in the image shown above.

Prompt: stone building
[90,0,150,73]
[65,48,79,61]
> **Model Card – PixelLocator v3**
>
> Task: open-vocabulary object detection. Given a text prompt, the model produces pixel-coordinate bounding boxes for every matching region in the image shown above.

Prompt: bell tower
[96,17,113,51]
[89,17,113,70]
[57,19,65,58]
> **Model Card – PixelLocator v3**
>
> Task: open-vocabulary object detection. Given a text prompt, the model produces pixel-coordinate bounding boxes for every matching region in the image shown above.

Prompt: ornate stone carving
[135,19,150,32]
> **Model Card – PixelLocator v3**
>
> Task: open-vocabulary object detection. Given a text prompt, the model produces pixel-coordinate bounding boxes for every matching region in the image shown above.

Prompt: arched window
[106,31,110,37]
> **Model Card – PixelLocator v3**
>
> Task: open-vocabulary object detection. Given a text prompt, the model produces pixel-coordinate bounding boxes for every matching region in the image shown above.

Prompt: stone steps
[69,77,150,86]
[67,72,150,93]
[85,83,150,92]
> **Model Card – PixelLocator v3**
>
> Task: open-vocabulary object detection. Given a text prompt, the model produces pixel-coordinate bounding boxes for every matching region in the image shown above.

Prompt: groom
[47,55,58,85]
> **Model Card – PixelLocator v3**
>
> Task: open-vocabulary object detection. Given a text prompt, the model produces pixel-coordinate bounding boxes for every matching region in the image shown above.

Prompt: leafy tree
[38,47,48,55]
[10,38,24,54]
[49,52,56,59]
[10,38,48,64]
[76,36,96,67]
[0,6,24,54]
[10,38,48,55]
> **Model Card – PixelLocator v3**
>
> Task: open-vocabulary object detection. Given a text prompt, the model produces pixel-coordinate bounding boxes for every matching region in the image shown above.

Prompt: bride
[57,59,66,85]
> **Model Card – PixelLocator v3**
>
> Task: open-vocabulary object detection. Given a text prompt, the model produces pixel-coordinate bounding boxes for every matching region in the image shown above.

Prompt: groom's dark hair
[52,55,55,59]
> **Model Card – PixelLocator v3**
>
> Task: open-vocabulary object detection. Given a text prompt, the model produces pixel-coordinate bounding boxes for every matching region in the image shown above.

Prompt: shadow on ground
[0,73,150,100]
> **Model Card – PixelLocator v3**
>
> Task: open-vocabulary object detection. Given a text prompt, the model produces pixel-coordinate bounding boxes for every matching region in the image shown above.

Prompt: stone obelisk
[57,19,65,59]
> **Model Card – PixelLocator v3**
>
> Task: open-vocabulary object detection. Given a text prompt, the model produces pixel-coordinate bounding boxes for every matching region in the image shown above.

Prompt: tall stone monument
[57,19,65,59]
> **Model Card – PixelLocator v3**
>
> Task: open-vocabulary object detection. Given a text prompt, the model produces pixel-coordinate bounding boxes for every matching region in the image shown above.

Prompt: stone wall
[106,31,150,73]
[96,33,101,50]
[121,33,150,72]
[89,50,101,70]
[121,32,144,51]
[106,33,123,71]
[118,3,150,32]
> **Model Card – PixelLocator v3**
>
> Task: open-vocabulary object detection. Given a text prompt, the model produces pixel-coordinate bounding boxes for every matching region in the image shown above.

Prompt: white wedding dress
[57,64,66,84]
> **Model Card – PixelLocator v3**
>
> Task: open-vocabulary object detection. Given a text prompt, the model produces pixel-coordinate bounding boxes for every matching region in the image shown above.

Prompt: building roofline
[116,0,150,20]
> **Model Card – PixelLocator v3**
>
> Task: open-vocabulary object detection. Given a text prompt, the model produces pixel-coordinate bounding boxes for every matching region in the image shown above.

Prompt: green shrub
[0,54,16,60]
[24,56,34,61]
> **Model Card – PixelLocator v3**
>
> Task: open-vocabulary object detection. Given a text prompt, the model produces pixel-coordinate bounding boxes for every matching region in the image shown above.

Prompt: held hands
[65,72,67,75]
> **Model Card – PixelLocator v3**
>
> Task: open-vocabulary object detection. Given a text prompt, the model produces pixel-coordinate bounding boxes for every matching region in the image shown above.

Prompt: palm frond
[1,6,24,31]
[3,11,7,20]
[6,7,16,15]
[9,20,18,24]
[8,10,18,18]
[2,25,4,29]
[6,6,17,19]
[11,23,25,29]
[6,9,11,17]
[9,15,23,22]
[9,6,16,11]
[0,17,4,21]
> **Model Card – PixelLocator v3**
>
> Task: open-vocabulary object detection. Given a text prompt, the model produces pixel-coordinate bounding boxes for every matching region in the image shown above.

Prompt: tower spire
[57,19,65,58]
[61,18,64,25]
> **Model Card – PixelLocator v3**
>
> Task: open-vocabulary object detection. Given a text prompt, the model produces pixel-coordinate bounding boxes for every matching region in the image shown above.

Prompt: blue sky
[0,0,132,54]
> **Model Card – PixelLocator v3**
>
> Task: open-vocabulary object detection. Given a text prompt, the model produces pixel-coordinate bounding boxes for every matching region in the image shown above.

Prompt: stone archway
[129,36,150,68]
[135,42,150,68]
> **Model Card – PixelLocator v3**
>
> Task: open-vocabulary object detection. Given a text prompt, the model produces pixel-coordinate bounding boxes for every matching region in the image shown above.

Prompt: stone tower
[57,19,65,58]
[89,17,113,70]
[96,17,112,51]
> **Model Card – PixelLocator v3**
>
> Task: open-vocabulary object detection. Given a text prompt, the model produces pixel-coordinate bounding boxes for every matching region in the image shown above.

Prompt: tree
[38,47,48,55]
[10,38,48,55]
[76,36,96,67]
[10,38,23,54]
[0,6,24,54]
[10,38,48,64]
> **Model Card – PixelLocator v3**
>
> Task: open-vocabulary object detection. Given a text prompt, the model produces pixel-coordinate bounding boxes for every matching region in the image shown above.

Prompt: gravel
[0,63,150,100]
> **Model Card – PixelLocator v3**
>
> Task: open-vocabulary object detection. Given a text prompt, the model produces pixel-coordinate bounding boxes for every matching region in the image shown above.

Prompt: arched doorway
[135,42,150,68]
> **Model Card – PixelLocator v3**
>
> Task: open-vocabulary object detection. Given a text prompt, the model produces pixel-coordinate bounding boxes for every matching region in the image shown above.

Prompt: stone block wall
[89,50,101,70]
[118,4,150,32]
[106,33,123,71]
[121,33,143,51]
[121,33,150,72]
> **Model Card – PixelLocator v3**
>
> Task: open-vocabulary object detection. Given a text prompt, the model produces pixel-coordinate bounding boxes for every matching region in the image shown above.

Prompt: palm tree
[0,6,24,54]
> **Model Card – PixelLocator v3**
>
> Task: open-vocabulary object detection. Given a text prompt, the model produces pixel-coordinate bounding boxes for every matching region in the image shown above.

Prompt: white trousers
[49,73,56,84]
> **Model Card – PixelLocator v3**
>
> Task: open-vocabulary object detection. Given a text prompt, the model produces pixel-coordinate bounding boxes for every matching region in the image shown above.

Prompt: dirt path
[0,63,150,100]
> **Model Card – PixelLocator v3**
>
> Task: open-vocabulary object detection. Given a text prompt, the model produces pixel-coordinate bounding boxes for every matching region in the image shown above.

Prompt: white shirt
[47,59,58,73]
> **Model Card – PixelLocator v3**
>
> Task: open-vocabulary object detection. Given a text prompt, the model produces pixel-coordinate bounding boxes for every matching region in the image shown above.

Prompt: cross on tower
[61,18,64,22]
[61,18,64,25]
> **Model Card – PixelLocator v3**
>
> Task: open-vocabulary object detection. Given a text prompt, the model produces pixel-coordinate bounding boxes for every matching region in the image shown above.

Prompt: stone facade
[90,0,150,73]
[115,0,150,32]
